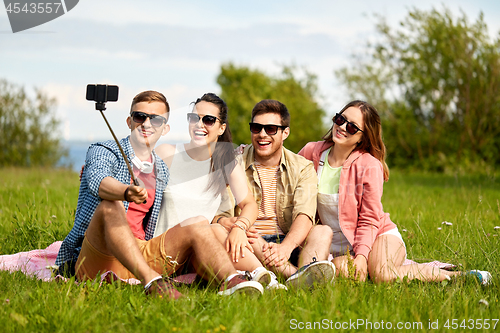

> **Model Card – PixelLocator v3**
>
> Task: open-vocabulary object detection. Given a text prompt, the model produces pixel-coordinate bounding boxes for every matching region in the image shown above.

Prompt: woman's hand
[353,255,368,281]
[226,225,253,263]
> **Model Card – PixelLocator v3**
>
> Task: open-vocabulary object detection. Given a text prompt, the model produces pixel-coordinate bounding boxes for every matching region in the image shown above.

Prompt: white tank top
[154,144,222,237]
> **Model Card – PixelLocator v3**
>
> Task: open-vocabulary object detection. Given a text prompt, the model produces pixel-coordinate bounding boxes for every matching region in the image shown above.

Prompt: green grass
[0,167,499,332]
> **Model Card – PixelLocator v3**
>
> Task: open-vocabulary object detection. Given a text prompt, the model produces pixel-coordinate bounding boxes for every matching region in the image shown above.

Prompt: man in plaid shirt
[56,90,263,299]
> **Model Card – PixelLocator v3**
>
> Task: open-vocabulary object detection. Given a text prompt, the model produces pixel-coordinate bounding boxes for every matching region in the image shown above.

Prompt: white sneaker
[267,271,288,290]
[466,270,492,286]
[285,258,335,288]
[249,267,272,287]
[217,275,264,296]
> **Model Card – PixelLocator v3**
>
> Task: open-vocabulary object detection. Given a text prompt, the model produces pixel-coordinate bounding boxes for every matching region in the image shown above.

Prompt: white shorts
[379,227,407,260]
[329,227,407,260]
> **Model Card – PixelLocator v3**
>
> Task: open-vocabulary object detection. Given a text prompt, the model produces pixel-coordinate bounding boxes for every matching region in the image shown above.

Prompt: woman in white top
[156,93,282,288]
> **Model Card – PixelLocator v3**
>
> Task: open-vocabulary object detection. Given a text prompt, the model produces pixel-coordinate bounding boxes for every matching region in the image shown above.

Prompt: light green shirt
[318,148,342,195]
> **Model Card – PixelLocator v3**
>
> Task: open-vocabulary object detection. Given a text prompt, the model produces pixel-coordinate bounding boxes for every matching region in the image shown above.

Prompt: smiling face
[331,106,364,150]
[251,112,289,165]
[189,100,226,147]
[127,101,170,148]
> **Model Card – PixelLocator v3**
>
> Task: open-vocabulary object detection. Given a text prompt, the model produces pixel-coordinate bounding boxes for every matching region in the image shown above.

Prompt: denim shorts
[261,234,300,267]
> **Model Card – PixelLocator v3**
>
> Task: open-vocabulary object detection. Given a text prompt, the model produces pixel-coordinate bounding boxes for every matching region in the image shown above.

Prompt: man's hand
[216,216,236,232]
[262,242,293,267]
[125,185,148,204]
[353,255,368,281]
[246,226,259,244]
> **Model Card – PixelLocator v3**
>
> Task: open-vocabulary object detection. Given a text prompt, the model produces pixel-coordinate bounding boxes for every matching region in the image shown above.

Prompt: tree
[217,63,327,153]
[336,7,500,171]
[0,79,68,167]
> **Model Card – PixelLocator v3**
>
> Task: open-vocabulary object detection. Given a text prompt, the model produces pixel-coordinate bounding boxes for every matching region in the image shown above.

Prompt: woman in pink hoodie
[299,100,490,284]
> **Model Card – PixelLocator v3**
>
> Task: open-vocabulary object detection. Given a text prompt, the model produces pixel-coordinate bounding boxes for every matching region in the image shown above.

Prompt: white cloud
[2,0,499,142]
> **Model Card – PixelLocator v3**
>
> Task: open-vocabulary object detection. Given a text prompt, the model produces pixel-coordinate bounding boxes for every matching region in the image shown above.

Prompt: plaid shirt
[55,136,169,267]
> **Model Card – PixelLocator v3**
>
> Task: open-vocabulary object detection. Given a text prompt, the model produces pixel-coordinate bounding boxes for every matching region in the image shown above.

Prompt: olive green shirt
[217,145,318,234]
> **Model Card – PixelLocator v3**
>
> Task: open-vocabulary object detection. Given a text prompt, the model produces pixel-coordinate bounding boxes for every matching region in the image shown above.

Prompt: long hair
[193,93,236,194]
[323,100,389,181]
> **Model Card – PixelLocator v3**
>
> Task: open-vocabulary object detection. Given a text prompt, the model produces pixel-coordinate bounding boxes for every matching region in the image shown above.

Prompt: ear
[162,124,170,136]
[126,116,132,129]
[282,127,290,141]
[218,123,227,137]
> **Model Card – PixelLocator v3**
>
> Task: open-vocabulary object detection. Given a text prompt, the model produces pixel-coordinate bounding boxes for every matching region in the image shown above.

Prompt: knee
[97,200,124,218]
[180,216,210,229]
[310,224,333,242]
[369,265,397,283]
[179,216,212,242]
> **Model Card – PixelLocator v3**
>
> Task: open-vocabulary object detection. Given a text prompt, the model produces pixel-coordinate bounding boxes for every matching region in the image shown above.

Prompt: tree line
[1,7,498,171]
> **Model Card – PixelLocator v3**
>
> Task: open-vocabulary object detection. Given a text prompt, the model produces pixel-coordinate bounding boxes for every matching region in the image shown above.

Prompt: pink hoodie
[299,141,396,260]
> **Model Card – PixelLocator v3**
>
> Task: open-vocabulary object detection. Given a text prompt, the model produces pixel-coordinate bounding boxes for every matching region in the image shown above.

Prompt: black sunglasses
[187,113,222,127]
[333,113,363,135]
[249,122,287,135]
[131,111,167,127]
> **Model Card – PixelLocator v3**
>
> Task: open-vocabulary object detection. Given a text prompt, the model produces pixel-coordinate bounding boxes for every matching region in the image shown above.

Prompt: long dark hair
[193,93,236,194]
[323,100,389,181]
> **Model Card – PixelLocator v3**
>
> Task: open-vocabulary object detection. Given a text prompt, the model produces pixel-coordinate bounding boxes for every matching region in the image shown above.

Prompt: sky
[1,0,499,145]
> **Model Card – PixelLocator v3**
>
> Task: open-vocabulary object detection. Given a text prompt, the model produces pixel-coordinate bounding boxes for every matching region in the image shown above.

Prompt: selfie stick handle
[98,108,140,187]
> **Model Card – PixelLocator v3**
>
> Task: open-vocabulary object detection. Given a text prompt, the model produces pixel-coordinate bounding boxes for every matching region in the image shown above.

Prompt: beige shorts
[75,231,181,281]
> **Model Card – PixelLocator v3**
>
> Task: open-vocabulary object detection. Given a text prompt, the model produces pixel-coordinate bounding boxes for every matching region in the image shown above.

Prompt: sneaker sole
[218,281,264,296]
[252,270,272,287]
[286,262,335,288]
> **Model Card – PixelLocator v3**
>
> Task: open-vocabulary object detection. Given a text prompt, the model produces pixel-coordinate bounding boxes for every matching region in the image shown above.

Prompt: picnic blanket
[0,241,197,285]
[0,242,456,284]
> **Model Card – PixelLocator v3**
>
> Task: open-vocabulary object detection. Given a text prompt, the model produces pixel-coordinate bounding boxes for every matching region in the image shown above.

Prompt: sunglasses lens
[334,114,345,126]
[202,115,217,127]
[346,123,358,135]
[150,116,165,127]
[187,113,199,123]
[264,125,278,135]
[132,112,147,124]
[249,123,262,134]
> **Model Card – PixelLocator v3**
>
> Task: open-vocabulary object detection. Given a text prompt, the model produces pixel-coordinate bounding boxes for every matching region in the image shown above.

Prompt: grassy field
[0,167,499,332]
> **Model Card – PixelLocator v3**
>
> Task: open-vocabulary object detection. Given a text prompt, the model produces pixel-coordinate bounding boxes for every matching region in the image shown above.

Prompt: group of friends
[55,90,491,299]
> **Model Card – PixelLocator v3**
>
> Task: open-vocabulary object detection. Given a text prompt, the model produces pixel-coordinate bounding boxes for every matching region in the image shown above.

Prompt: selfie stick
[95,102,140,187]
[97,104,147,204]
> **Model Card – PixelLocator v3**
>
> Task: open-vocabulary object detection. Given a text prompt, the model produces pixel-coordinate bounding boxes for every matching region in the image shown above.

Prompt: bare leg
[368,235,454,283]
[211,224,263,271]
[85,200,160,286]
[332,255,352,278]
[160,217,238,282]
[298,224,333,267]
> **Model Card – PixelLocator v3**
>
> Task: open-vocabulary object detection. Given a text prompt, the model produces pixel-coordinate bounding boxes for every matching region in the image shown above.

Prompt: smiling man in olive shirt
[215,99,335,288]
